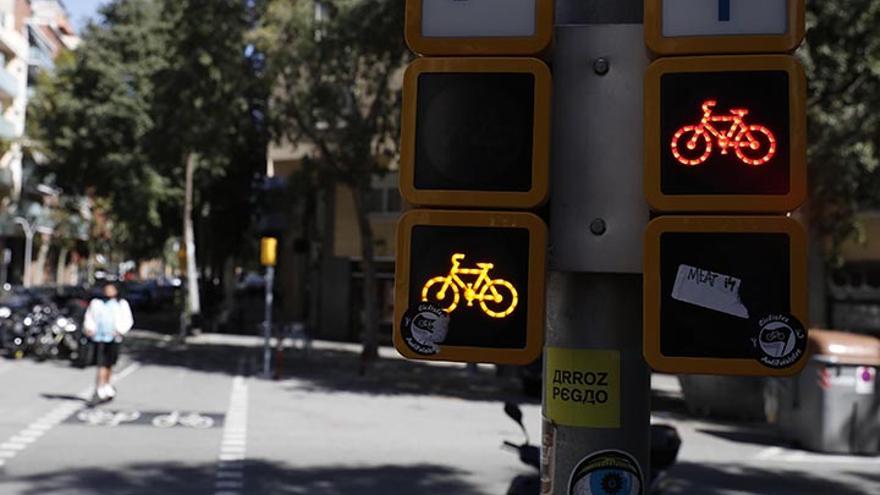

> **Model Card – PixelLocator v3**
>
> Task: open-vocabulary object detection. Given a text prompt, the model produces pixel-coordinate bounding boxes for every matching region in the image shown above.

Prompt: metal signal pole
[543,1,651,493]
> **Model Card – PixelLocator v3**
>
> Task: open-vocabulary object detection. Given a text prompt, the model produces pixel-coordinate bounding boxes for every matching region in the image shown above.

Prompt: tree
[28,0,178,260]
[29,0,267,318]
[255,0,408,365]
[802,0,880,262]
[151,0,268,320]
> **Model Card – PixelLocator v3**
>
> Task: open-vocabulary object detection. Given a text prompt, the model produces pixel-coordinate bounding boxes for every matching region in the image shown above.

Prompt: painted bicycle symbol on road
[671,99,777,167]
[77,409,140,427]
[152,411,215,429]
[421,253,518,319]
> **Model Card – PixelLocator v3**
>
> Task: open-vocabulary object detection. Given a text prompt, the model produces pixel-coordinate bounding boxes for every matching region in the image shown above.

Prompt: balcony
[0,64,17,103]
[0,114,15,140]
[0,27,27,60]
[28,45,53,71]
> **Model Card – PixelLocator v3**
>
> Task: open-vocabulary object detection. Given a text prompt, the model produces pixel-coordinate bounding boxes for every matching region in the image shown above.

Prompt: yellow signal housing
[260,237,278,267]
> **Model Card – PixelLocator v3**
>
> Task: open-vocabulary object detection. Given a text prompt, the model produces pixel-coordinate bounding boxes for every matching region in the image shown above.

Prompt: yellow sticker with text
[545,348,620,428]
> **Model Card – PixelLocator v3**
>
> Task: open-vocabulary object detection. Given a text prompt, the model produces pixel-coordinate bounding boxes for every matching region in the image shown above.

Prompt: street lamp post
[13,217,33,288]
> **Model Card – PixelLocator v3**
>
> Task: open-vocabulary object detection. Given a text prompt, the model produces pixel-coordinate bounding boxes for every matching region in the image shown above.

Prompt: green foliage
[28,0,268,261]
[802,0,880,259]
[254,0,409,185]
[28,0,176,259]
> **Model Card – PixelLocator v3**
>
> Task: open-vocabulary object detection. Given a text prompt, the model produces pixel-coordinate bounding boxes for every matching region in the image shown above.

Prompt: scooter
[502,403,681,494]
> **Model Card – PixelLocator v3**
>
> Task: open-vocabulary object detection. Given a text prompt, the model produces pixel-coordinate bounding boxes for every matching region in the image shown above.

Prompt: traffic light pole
[263,265,275,378]
[543,1,651,492]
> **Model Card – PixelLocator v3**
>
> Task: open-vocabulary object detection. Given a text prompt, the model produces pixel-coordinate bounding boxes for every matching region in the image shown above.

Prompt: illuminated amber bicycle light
[671,100,777,167]
[421,253,519,319]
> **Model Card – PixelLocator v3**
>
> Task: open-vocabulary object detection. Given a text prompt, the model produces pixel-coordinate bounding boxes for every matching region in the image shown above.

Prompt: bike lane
[0,348,242,495]
[0,357,99,460]
[243,347,539,495]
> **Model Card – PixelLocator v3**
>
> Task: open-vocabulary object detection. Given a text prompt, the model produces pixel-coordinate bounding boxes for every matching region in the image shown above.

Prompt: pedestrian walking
[83,282,133,405]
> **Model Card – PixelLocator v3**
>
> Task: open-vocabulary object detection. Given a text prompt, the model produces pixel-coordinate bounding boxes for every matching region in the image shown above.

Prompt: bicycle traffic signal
[400,57,551,209]
[405,0,554,57]
[645,0,805,56]
[643,216,808,376]
[394,210,546,364]
[644,55,806,213]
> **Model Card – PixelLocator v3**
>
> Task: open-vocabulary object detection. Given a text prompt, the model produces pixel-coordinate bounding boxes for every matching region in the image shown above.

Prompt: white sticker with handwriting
[671,264,749,319]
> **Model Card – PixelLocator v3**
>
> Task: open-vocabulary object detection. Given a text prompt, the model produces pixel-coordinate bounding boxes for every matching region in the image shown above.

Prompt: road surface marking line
[755,446,783,460]
[0,361,141,468]
[214,376,248,495]
[216,471,244,478]
[113,362,142,382]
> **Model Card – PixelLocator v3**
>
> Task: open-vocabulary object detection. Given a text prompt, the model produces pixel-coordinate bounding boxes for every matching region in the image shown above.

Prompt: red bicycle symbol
[670,100,777,167]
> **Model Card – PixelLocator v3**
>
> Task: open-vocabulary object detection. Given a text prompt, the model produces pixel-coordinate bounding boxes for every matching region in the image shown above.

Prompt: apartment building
[266,139,400,342]
[0,0,30,205]
[0,0,79,286]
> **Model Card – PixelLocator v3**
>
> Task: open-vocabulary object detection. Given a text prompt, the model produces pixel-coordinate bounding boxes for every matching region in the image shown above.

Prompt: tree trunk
[184,152,202,321]
[56,247,68,289]
[86,240,95,286]
[33,233,50,287]
[350,181,380,370]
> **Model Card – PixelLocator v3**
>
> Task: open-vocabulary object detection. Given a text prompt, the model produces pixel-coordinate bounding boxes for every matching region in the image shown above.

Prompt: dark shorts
[93,342,120,367]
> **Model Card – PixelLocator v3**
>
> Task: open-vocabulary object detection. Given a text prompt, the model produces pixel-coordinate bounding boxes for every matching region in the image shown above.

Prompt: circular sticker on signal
[751,313,807,370]
[400,302,450,356]
[568,450,643,495]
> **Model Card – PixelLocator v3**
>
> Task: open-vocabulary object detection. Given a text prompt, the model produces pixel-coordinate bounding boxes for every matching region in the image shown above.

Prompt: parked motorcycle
[502,403,681,495]
[31,312,81,361]
[1,293,88,364]
[0,306,29,359]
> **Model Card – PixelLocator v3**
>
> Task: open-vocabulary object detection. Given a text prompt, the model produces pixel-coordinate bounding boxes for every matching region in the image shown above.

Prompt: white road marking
[214,376,249,495]
[755,446,783,460]
[0,361,141,469]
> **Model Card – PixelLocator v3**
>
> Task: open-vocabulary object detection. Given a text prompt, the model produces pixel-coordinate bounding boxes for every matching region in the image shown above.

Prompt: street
[0,334,876,495]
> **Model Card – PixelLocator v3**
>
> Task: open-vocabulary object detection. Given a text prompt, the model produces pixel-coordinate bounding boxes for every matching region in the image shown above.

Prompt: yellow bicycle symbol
[421,253,519,319]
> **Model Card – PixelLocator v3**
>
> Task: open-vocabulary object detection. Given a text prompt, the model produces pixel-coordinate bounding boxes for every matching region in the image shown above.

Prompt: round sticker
[568,450,643,495]
[751,313,807,370]
[400,302,450,356]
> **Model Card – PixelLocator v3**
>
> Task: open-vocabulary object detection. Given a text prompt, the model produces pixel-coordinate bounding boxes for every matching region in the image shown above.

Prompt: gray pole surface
[263,266,275,377]
[544,1,650,493]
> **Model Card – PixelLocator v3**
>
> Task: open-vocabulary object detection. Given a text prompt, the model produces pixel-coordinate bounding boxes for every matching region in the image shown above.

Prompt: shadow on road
[664,461,877,495]
[651,387,688,416]
[279,347,535,403]
[39,393,88,403]
[120,334,534,404]
[0,461,485,495]
[696,426,788,448]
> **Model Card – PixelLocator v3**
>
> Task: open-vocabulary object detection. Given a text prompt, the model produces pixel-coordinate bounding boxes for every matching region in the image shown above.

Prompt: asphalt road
[0,333,877,494]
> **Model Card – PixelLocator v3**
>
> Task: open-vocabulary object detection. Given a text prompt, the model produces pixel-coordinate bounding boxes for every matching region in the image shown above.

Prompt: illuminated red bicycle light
[670,99,777,167]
